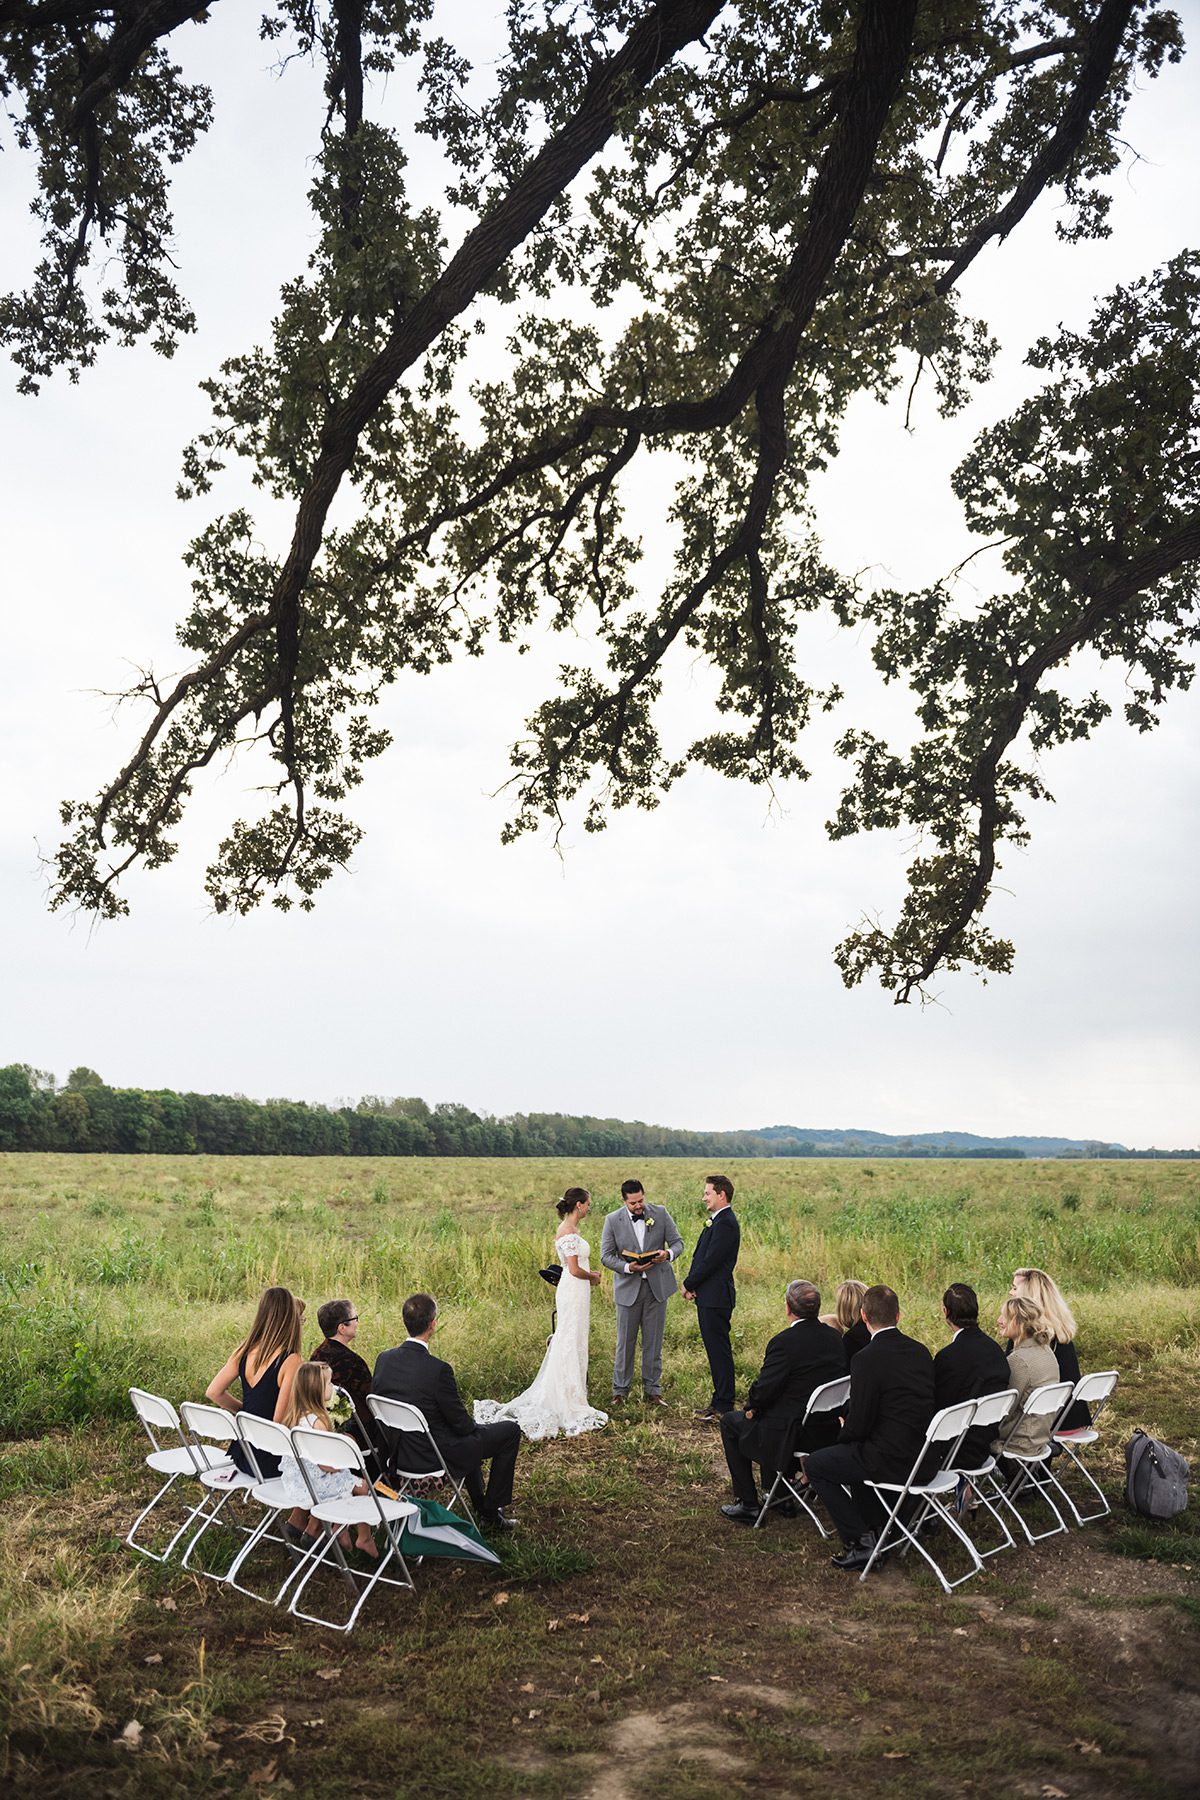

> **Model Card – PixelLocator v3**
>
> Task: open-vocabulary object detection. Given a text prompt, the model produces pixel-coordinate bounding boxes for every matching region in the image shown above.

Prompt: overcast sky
[2,5,1198,1147]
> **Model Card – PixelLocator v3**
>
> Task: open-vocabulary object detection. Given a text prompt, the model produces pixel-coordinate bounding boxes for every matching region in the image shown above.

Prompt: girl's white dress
[278,1412,359,1506]
[474,1233,608,1440]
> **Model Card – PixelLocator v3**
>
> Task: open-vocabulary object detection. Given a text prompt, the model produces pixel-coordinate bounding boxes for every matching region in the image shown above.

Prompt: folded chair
[177,1401,261,1577]
[220,1413,317,1606]
[983,1379,1075,1544]
[286,1427,418,1632]
[754,1375,852,1533]
[126,1387,234,1563]
[945,1387,1018,1560]
[367,1393,476,1523]
[1049,1370,1120,1525]
[859,1400,982,1590]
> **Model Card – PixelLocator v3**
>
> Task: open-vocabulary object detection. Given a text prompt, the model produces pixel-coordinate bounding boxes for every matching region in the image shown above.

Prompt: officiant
[600,1180,684,1407]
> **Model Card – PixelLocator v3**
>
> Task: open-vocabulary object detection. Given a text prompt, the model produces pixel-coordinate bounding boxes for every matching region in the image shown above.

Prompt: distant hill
[748,1126,1128,1156]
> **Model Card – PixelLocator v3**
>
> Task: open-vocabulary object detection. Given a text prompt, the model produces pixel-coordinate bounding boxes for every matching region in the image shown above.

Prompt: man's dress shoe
[719,1500,760,1525]
[481,1508,517,1533]
[830,1534,880,1572]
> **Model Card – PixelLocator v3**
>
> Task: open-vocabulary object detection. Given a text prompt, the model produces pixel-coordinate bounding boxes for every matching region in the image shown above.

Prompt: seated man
[804,1283,936,1572]
[372,1293,520,1532]
[933,1281,1011,1473]
[718,1279,847,1523]
[311,1298,373,1427]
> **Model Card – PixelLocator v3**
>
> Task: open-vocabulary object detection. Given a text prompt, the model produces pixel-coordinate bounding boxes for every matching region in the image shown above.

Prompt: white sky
[1,4,1198,1147]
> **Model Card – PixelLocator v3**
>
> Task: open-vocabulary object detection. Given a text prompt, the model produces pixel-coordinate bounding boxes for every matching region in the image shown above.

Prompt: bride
[474,1189,609,1440]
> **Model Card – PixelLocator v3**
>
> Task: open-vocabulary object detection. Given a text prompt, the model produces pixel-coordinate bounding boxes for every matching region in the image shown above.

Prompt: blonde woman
[206,1285,303,1477]
[992,1295,1059,1462]
[820,1278,870,1362]
[279,1361,377,1557]
[1009,1267,1090,1428]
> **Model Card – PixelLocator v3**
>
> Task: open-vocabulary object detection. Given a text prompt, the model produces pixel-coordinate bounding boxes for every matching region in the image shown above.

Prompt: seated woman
[820,1278,870,1361]
[278,1361,377,1558]
[992,1295,1060,1468]
[205,1285,303,1480]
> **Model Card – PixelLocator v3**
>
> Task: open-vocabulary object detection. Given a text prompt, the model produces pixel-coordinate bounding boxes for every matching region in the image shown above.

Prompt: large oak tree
[3,0,1196,998]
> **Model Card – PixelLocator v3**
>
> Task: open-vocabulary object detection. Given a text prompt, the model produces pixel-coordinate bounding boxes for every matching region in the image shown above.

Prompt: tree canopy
[3,0,1196,999]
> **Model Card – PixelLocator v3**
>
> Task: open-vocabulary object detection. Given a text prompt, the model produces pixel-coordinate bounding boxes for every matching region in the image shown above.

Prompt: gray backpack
[1124,1429,1189,1519]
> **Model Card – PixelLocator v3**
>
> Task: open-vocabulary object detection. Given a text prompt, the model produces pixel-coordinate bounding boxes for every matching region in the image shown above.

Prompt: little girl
[279,1361,377,1557]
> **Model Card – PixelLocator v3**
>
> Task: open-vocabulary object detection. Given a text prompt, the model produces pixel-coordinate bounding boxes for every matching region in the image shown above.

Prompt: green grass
[1108,1522,1200,1567]
[2,1152,1197,1441]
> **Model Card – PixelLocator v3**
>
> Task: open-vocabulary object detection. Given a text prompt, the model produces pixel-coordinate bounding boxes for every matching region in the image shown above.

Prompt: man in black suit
[682,1174,740,1420]
[804,1283,936,1571]
[933,1282,1010,1471]
[372,1293,521,1531]
[718,1280,848,1523]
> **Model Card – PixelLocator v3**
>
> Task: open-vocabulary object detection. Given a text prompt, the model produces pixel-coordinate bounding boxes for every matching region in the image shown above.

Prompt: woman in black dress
[820,1277,871,1361]
[1009,1267,1091,1430]
[206,1286,304,1477]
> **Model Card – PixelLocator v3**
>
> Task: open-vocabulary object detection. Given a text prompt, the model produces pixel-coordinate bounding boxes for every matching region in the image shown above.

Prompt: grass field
[2,1154,1198,1797]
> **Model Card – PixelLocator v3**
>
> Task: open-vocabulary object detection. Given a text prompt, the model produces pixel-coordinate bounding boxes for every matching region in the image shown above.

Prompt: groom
[682,1174,740,1421]
[600,1180,684,1407]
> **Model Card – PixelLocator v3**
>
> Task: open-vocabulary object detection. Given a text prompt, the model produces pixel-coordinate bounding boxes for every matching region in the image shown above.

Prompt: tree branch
[895,513,1200,1002]
[934,0,1135,293]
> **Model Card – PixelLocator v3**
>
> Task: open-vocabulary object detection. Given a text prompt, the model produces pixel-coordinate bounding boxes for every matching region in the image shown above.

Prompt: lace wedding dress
[474,1232,609,1440]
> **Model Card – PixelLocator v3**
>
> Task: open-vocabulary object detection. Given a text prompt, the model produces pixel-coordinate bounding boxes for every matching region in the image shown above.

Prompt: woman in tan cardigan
[992,1295,1059,1460]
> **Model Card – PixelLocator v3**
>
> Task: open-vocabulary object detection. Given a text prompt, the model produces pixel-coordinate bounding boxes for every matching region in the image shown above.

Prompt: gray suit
[600,1204,684,1397]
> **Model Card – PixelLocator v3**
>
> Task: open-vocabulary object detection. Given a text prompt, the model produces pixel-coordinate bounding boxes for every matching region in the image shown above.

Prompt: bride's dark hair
[556,1187,589,1218]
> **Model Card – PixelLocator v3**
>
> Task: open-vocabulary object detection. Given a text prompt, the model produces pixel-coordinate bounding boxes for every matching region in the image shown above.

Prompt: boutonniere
[645,1214,656,1227]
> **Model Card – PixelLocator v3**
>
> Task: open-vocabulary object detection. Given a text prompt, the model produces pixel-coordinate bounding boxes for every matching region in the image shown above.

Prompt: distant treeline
[1,1065,1195,1159]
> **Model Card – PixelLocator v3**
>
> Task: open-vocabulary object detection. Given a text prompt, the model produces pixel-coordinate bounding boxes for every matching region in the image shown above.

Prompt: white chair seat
[250,1478,294,1508]
[309,1495,418,1528]
[1054,1428,1098,1445]
[200,1465,256,1491]
[145,1444,231,1476]
[871,1470,958,1496]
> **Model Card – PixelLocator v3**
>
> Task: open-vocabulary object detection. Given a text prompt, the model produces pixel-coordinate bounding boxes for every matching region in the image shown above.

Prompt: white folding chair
[1049,1370,1119,1524]
[983,1379,1075,1543]
[126,1387,234,1563]
[860,1400,983,1590]
[754,1375,851,1533]
[221,1414,317,1607]
[945,1387,1018,1560]
[177,1401,260,1576]
[286,1427,418,1632]
[367,1393,475,1523]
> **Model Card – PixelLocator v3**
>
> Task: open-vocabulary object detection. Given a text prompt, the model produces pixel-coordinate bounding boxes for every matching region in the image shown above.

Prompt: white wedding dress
[474,1233,609,1440]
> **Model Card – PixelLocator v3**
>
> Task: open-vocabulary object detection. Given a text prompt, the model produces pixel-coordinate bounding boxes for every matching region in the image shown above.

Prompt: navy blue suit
[684,1207,740,1412]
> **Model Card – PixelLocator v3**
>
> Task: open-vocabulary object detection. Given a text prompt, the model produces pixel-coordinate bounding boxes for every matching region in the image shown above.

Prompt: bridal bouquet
[328,1387,354,1428]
